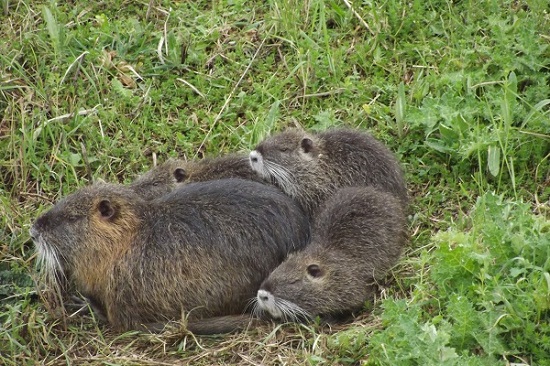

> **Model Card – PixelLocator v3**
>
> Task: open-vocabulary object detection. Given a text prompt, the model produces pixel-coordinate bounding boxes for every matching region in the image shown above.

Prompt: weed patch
[367,193,550,365]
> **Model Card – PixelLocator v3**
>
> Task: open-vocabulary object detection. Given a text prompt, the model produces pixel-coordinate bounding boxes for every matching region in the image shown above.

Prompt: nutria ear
[306,264,324,278]
[173,168,187,182]
[97,199,116,220]
[301,138,314,153]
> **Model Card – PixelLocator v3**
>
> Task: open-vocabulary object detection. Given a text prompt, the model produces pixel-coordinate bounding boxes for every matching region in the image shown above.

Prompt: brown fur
[255,186,407,322]
[31,179,310,334]
[249,128,408,218]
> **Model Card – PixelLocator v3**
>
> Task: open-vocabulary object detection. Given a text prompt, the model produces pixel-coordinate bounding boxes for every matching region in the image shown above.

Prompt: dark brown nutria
[249,128,408,218]
[254,186,407,322]
[30,179,310,334]
[129,154,265,200]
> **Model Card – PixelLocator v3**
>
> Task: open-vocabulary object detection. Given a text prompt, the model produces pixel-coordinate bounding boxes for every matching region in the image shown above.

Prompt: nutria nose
[257,289,271,302]
[249,150,261,164]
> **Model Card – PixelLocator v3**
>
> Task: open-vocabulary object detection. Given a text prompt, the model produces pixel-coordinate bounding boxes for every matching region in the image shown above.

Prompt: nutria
[129,154,265,200]
[254,186,407,322]
[249,129,408,218]
[30,179,310,334]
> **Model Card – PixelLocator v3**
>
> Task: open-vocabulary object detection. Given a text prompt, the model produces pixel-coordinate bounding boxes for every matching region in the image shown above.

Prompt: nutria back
[249,128,407,217]
[130,154,265,200]
[255,186,407,321]
[31,179,310,331]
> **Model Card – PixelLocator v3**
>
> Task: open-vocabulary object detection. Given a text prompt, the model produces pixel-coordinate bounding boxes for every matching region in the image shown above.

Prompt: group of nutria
[31,128,408,335]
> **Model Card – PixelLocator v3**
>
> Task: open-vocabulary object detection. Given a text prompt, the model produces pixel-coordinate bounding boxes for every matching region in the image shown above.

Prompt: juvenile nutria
[129,154,265,200]
[254,186,407,322]
[30,179,310,333]
[249,129,408,218]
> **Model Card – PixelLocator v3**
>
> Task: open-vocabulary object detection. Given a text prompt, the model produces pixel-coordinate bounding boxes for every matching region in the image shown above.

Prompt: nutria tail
[139,314,264,335]
[187,315,263,335]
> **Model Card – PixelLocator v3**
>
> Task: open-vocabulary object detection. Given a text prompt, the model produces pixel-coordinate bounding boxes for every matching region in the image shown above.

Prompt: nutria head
[30,183,142,302]
[249,130,330,206]
[250,129,409,217]
[130,155,262,200]
[255,246,371,321]
[185,154,260,183]
[129,159,188,200]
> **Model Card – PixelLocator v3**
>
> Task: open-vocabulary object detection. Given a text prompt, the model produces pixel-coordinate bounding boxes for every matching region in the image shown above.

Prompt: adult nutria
[254,186,407,322]
[249,128,408,218]
[30,179,310,333]
[129,154,265,200]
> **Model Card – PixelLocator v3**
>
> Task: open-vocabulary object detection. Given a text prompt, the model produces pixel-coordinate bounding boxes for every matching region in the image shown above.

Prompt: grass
[1,0,549,364]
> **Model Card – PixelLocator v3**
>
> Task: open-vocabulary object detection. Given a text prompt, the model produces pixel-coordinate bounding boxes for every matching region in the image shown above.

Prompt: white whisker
[251,300,264,318]
[244,296,258,313]
[35,239,66,294]
[276,297,311,322]
[263,161,298,197]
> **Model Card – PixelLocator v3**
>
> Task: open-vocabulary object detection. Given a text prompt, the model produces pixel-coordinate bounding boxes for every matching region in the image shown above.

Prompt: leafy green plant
[367,193,550,365]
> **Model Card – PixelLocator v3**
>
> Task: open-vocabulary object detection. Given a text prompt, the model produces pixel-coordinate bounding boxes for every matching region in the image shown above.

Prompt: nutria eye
[307,264,323,278]
[278,147,289,152]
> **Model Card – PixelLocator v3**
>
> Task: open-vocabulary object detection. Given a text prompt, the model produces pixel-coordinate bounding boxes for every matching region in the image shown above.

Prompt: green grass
[1,0,549,364]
